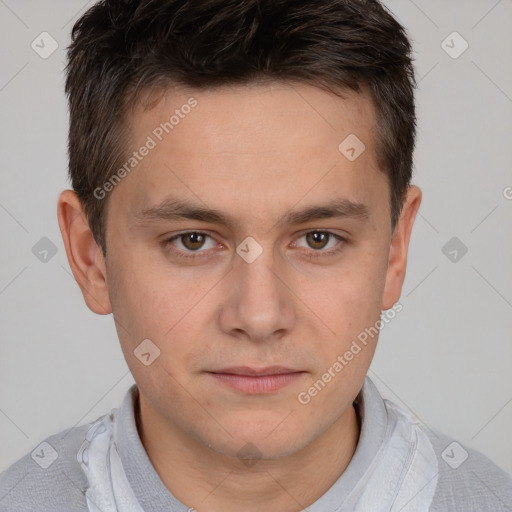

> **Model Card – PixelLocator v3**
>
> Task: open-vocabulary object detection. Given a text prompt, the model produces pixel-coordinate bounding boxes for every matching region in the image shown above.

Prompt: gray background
[1,0,511,475]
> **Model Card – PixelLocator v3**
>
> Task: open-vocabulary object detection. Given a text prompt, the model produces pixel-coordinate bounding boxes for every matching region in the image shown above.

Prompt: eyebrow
[133,197,370,230]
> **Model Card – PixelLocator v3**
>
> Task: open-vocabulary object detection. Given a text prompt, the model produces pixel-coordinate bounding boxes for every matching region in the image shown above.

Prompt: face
[75,82,415,460]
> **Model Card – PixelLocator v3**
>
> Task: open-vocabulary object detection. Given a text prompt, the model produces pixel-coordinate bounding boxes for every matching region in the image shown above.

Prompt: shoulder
[0,422,93,512]
[380,395,512,511]
[425,427,512,511]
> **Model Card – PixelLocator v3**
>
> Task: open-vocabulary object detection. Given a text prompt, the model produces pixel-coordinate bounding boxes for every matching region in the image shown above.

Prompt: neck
[136,395,360,512]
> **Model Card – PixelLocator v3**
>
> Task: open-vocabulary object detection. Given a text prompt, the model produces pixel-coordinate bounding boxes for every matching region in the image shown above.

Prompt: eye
[165,231,218,255]
[293,230,346,259]
[296,231,342,250]
[162,229,346,261]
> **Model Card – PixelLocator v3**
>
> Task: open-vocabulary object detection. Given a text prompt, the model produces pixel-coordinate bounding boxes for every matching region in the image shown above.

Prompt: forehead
[130,80,377,156]
[111,81,386,229]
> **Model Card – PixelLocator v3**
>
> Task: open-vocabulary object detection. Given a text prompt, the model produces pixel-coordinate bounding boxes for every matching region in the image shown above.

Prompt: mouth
[206,366,306,394]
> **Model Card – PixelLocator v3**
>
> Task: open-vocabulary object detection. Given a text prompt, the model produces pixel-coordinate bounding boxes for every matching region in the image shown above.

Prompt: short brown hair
[65,0,417,256]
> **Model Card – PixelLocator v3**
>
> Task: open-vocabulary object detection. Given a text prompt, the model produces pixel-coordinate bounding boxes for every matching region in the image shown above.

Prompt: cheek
[106,262,196,391]
[105,249,172,347]
[107,243,174,322]
[298,250,389,383]
[317,249,388,330]
[107,250,214,364]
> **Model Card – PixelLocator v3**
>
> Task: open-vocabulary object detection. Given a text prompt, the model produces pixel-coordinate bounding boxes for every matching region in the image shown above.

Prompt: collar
[115,376,388,511]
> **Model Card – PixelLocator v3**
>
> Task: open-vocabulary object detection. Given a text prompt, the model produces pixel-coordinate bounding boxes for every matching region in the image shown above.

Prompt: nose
[217,244,296,343]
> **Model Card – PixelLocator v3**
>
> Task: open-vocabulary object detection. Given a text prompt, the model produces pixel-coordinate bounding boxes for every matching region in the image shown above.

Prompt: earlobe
[381,185,422,310]
[57,189,112,315]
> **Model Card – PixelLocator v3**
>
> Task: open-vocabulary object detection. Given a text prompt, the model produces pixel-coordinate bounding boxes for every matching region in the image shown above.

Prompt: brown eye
[162,231,221,260]
[294,231,346,260]
[180,232,207,250]
[305,231,331,250]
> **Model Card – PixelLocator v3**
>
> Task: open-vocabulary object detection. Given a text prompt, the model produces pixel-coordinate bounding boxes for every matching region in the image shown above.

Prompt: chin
[208,435,306,463]
[202,415,310,461]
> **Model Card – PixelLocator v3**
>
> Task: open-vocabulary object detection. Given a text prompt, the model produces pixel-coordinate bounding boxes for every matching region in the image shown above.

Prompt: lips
[210,366,300,377]
[207,366,305,394]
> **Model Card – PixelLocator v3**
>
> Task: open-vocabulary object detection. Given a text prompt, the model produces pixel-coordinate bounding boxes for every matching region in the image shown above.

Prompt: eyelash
[162,230,346,261]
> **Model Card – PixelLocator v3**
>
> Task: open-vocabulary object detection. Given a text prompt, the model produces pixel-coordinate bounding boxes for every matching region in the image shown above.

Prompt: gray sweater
[1,376,511,511]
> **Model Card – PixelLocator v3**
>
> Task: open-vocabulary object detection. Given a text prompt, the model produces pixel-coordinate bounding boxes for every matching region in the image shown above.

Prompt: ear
[382,185,422,310]
[57,189,112,315]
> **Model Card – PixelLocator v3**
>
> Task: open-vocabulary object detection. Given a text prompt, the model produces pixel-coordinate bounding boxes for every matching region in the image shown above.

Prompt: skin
[58,81,421,512]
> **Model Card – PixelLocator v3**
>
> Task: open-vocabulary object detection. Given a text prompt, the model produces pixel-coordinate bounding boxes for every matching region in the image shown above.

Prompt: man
[1,0,511,511]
